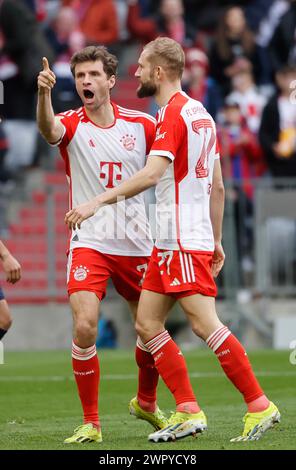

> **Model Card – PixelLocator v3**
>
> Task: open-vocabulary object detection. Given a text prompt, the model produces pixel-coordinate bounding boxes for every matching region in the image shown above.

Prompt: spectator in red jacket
[218,100,266,277]
[218,100,266,200]
[64,0,118,46]
[127,0,196,46]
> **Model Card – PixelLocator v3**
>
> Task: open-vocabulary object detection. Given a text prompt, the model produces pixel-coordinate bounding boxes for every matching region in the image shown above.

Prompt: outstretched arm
[37,57,64,144]
[64,156,170,230]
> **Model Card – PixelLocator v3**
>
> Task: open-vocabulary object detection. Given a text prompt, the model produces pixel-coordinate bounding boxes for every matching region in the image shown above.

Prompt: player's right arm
[210,159,225,277]
[0,240,21,284]
[37,57,64,145]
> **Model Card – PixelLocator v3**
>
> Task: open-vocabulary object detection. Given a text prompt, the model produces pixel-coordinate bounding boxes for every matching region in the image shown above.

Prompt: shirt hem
[155,242,214,253]
[69,241,152,257]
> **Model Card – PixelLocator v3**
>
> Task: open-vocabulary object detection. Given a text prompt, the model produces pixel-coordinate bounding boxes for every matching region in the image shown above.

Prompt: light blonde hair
[144,37,185,80]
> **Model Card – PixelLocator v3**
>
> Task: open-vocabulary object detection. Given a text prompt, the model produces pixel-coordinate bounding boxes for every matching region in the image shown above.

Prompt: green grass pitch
[0,349,295,450]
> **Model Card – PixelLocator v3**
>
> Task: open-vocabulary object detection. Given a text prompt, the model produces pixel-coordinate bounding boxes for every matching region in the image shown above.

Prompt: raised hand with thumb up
[37,57,56,92]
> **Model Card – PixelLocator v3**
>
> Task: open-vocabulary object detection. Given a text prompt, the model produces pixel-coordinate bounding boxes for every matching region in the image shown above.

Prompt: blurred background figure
[259,64,296,178]
[0,0,53,174]
[157,0,193,45]
[218,99,265,211]
[46,6,85,59]
[22,0,47,22]
[96,314,118,349]
[45,6,85,112]
[210,5,257,97]
[127,0,196,46]
[218,99,266,281]
[218,100,266,197]
[269,0,296,74]
[248,0,290,89]
[226,59,266,134]
[183,47,222,118]
[63,0,118,49]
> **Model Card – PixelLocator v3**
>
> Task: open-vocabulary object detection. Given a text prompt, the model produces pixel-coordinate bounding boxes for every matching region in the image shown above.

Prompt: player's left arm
[210,159,226,278]
[64,155,170,230]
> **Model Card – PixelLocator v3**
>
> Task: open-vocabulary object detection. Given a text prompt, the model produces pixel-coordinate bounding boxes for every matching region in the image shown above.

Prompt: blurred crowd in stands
[0,0,296,240]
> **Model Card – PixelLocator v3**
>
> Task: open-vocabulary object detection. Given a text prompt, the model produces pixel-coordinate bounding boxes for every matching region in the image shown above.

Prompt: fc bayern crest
[73,265,90,281]
[120,134,136,151]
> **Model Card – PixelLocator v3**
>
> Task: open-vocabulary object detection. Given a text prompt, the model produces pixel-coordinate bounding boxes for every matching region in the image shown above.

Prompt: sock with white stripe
[206,327,265,405]
[145,330,198,409]
[135,337,159,412]
[72,341,100,428]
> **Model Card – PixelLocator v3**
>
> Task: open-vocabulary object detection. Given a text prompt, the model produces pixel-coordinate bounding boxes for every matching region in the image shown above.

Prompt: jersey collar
[82,102,119,129]
[167,91,182,105]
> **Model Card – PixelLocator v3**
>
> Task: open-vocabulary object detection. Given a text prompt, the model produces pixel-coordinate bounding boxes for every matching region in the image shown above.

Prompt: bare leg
[135,290,198,412]
[128,296,174,412]
[135,290,174,341]
[178,294,223,340]
[70,291,100,347]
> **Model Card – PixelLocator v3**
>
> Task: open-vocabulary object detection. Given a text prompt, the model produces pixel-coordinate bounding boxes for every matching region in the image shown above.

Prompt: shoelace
[167,412,186,426]
[242,414,260,436]
[155,408,167,421]
[73,424,92,435]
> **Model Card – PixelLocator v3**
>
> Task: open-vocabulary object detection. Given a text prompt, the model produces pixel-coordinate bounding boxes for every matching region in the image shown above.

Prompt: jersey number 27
[192,119,215,179]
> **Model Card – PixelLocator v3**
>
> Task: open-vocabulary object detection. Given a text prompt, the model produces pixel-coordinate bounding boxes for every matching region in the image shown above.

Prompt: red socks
[206,326,267,408]
[145,331,199,409]
[137,325,268,414]
[136,337,159,411]
[72,341,100,428]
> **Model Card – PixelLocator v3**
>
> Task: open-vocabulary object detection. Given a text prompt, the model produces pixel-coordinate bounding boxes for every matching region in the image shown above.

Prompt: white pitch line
[0,371,295,382]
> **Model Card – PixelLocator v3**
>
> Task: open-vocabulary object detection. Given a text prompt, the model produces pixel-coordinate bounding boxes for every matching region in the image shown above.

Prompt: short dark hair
[70,45,118,78]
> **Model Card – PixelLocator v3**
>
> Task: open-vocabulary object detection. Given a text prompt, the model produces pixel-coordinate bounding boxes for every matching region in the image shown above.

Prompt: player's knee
[1,315,12,331]
[74,318,97,344]
[191,322,206,340]
[0,303,12,331]
[135,318,162,343]
[135,319,152,342]
[135,319,145,338]
[191,320,225,341]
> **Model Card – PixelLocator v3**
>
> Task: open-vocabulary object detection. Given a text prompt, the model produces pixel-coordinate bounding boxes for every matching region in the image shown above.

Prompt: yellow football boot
[230,402,281,442]
[64,423,102,444]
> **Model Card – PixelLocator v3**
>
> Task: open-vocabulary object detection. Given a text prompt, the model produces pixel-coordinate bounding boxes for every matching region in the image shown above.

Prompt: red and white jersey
[149,91,220,252]
[56,103,155,256]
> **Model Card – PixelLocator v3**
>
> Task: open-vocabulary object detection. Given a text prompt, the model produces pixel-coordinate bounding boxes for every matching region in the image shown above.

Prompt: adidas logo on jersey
[170,277,181,286]
[89,139,96,147]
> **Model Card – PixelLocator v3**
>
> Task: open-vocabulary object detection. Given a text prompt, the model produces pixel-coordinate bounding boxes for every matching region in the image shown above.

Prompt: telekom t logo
[99,161,122,188]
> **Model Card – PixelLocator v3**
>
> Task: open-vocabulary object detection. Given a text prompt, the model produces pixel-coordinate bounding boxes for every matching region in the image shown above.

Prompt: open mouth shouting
[83,89,95,103]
